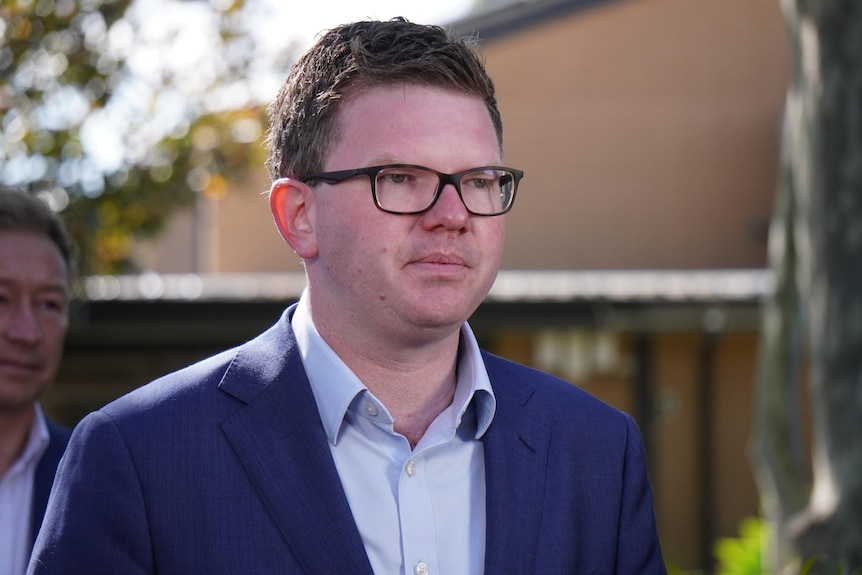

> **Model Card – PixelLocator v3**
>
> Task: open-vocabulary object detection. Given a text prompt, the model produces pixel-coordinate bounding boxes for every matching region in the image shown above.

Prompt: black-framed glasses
[301,164,523,216]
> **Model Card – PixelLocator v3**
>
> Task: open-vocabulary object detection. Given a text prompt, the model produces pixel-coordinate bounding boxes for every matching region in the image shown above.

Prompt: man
[0,186,73,575]
[30,19,666,574]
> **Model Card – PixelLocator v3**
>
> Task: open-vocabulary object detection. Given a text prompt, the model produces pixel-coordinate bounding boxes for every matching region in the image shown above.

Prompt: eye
[385,174,408,184]
[37,295,67,315]
[464,175,496,190]
[380,171,416,185]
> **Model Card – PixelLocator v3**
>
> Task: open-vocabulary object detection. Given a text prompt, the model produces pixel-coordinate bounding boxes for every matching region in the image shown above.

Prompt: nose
[421,183,469,230]
[4,302,42,346]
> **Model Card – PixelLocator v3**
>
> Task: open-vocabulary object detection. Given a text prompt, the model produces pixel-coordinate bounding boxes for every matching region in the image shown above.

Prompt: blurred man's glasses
[301,164,523,216]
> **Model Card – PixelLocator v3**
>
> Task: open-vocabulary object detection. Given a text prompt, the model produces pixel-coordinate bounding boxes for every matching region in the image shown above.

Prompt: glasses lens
[374,167,439,213]
[373,166,517,215]
[459,169,516,215]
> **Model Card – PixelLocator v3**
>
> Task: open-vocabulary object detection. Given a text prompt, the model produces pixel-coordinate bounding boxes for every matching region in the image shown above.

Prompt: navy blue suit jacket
[30,417,71,548]
[29,307,665,574]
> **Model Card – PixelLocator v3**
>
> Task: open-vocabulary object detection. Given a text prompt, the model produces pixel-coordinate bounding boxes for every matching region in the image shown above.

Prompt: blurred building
[44,0,789,571]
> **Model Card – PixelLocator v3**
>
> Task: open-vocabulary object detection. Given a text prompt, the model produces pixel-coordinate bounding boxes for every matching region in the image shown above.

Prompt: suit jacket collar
[218,308,375,575]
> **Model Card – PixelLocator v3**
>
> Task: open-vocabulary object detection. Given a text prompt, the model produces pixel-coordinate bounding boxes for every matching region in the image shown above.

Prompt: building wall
[650,331,761,569]
[133,169,300,274]
[479,0,788,270]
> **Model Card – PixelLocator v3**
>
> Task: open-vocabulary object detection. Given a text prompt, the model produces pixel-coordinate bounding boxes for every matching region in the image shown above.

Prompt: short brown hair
[265,18,502,180]
[0,185,75,281]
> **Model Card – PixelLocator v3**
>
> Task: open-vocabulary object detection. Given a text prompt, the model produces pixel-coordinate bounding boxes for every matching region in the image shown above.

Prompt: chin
[410,306,475,334]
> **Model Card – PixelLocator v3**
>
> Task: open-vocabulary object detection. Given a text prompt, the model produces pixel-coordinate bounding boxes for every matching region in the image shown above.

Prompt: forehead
[0,230,69,292]
[331,84,501,166]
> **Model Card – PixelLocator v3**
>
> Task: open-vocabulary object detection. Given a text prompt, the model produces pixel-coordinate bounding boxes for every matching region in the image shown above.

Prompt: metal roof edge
[448,0,629,43]
[76,269,771,304]
[489,269,771,303]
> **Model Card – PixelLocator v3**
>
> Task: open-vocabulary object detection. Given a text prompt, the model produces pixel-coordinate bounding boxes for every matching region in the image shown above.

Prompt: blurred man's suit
[30,419,71,547]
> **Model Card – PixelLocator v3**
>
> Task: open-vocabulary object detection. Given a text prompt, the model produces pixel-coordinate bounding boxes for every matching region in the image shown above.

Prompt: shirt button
[405,460,416,476]
[414,562,429,575]
[364,403,378,417]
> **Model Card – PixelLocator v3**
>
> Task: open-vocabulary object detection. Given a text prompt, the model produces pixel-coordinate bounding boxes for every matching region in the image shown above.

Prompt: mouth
[405,254,472,285]
[408,253,471,276]
[415,253,468,266]
[0,357,42,374]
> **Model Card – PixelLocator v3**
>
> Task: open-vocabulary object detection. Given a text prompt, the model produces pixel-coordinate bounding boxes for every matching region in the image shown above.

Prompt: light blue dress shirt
[0,404,49,575]
[291,291,496,575]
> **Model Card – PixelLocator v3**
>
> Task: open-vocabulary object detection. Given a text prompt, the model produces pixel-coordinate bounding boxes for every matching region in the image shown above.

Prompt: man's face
[0,230,69,414]
[301,84,506,346]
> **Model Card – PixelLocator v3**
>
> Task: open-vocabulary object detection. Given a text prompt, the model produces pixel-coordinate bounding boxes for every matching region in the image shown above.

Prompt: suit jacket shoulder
[31,308,375,575]
[482,349,631,427]
[480,351,666,574]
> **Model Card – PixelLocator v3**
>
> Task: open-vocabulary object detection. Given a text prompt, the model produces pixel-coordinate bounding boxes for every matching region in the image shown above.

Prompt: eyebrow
[0,277,69,294]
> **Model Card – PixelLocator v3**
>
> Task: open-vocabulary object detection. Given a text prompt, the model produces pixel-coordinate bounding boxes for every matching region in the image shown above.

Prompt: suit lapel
[482,355,551,574]
[219,313,374,575]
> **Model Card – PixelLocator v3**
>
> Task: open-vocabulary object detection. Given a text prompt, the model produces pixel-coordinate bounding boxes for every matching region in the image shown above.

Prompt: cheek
[339,213,402,262]
[318,218,381,281]
[44,322,68,358]
[481,220,506,262]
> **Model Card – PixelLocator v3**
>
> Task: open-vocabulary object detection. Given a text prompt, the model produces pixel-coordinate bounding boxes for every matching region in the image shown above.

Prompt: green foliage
[59,106,269,275]
[1,0,291,274]
[710,517,862,575]
[715,517,768,575]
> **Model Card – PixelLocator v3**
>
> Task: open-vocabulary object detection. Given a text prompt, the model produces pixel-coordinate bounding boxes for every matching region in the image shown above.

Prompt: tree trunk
[754,0,862,572]
[751,112,810,571]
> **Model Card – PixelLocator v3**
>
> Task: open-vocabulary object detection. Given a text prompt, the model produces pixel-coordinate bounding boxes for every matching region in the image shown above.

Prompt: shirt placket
[397,452,439,575]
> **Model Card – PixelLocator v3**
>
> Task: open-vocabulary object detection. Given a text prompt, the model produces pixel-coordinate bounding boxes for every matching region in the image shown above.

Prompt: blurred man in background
[0,186,73,575]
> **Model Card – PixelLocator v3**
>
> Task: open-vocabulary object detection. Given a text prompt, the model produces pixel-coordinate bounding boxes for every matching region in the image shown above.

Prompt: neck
[0,405,36,478]
[325,329,462,448]
[370,355,458,449]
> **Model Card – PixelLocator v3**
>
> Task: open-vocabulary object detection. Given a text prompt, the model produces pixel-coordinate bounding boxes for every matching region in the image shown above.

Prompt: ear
[269,178,318,259]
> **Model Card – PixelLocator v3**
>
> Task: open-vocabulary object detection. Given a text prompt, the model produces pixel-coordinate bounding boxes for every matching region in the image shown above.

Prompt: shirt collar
[291,289,496,445]
[6,404,50,478]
